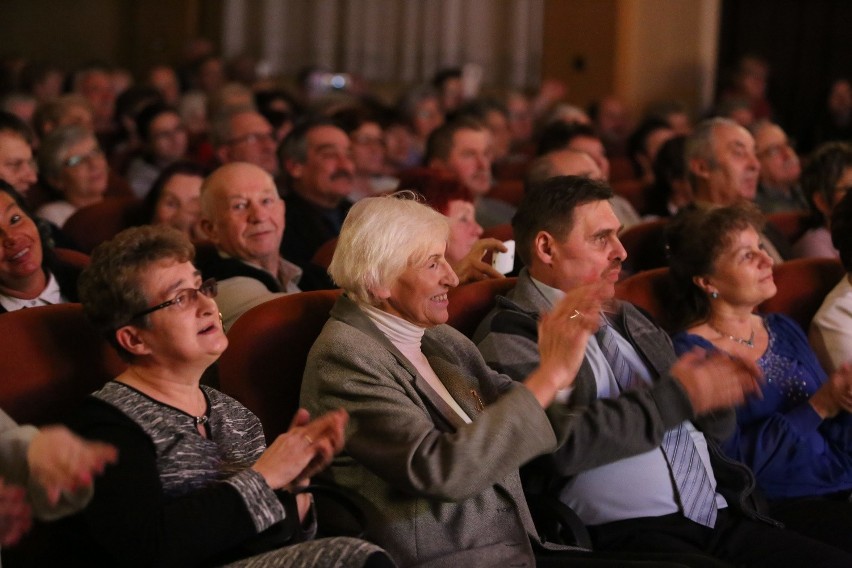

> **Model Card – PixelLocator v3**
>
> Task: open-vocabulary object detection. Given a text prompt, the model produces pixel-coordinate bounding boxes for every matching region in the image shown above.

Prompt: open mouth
[431,293,448,303]
[198,323,217,335]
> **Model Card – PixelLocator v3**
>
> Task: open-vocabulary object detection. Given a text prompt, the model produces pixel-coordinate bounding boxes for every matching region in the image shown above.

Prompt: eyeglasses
[226,132,275,146]
[129,278,217,321]
[63,147,104,168]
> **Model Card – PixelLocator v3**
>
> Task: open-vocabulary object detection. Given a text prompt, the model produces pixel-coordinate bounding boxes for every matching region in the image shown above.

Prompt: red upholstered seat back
[62,197,144,253]
[446,277,517,338]
[0,303,126,425]
[218,290,342,441]
[614,267,677,332]
[759,257,845,330]
[766,210,811,245]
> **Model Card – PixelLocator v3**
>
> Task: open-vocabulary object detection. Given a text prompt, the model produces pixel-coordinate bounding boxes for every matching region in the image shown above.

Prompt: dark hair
[666,202,766,330]
[78,225,195,360]
[0,110,34,144]
[627,117,672,175]
[644,135,688,216]
[536,122,598,156]
[423,116,486,164]
[431,67,462,90]
[140,160,208,224]
[513,176,613,266]
[800,141,852,228]
[254,88,301,130]
[277,115,341,166]
[135,101,180,144]
[831,190,852,272]
[449,98,508,124]
[395,167,473,215]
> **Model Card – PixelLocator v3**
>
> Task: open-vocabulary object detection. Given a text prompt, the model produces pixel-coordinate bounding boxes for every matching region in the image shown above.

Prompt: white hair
[329,192,450,306]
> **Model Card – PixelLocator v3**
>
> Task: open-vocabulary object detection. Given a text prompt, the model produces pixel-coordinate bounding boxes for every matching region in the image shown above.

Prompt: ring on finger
[303,434,315,445]
[569,309,582,320]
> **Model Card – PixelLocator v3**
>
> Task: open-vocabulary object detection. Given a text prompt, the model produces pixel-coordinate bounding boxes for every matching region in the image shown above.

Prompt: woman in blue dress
[666,202,852,552]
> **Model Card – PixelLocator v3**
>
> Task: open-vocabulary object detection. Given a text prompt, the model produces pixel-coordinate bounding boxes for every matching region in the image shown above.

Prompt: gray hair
[209,105,257,147]
[329,192,450,306]
[38,124,95,181]
[684,117,736,187]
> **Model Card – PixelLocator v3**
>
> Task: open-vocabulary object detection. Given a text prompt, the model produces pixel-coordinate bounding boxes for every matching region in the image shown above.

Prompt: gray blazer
[301,295,570,568]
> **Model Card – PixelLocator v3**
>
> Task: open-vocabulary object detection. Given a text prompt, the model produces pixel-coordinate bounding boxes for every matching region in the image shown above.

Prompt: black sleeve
[67,398,261,568]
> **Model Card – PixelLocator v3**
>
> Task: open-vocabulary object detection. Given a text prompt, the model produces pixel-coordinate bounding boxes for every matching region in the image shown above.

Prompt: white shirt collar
[0,272,65,312]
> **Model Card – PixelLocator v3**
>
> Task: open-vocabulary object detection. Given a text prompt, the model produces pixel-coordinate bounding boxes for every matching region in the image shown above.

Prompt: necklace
[708,322,755,348]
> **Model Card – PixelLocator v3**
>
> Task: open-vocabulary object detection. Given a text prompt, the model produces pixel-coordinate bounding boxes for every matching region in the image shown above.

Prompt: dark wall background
[718,0,852,152]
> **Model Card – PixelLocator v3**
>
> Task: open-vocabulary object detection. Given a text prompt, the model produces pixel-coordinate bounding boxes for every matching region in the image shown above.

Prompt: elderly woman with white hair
[300,194,672,568]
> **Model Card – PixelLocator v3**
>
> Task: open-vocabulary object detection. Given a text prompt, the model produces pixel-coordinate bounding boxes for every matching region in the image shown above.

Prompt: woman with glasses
[28,225,391,567]
[0,181,80,313]
[35,124,108,227]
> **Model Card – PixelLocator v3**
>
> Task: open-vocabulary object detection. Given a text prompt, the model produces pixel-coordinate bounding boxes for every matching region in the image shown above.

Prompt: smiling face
[153,173,202,235]
[129,259,227,367]
[0,191,44,294]
[537,200,626,299]
[444,199,483,263]
[701,225,776,307]
[379,239,460,327]
[202,163,284,271]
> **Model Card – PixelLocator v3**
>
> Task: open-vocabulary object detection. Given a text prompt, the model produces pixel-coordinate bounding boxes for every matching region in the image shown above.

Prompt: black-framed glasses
[129,278,218,321]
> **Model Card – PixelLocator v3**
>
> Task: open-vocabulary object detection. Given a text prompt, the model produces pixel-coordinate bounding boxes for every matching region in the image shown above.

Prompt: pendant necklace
[708,322,755,348]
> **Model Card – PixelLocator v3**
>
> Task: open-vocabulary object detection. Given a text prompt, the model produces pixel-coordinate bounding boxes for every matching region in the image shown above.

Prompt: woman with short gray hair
[301,193,626,567]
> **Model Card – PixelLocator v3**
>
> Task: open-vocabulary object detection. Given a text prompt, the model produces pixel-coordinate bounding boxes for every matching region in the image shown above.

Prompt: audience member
[397,84,443,165]
[26,225,390,567]
[396,168,506,284]
[720,54,773,122]
[0,93,37,128]
[254,89,300,143]
[668,202,852,553]
[750,120,806,213]
[71,63,117,141]
[140,161,205,241]
[277,117,354,282]
[32,94,94,142]
[627,117,675,187]
[794,141,852,259]
[18,61,64,104]
[432,67,464,114]
[36,125,108,228]
[535,122,641,228]
[0,111,38,196]
[211,107,279,176]
[505,91,535,155]
[474,175,852,566]
[300,193,671,567]
[145,64,181,107]
[198,162,301,330]
[453,98,513,165]
[332,107,397,201]
[646,100,692,136]
[809,77,852,151]
[643,135,691,218]
[588,95,631,157]
[426,117,512,228]
[125,103,189,197]
[686,117,788,262]
[0,181,81,313]
[810,190,852,372]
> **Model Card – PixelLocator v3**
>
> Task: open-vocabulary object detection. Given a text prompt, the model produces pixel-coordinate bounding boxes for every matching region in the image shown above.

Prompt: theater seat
[0,303,126,425]
[614,267,677,332]
[759,257,844,330]
[218,290,342,441]
[447,277,517,338]
[53,247,91,270]
[482,223,513,242]
[62,196,145,253]
[766,210,811,245]
[619,218,669,274]
[489,179,524,207]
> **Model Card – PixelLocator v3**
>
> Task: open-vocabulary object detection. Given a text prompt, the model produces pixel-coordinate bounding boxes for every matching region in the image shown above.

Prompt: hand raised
[27,426,118,505]
[452,238,507,285]
[252,408,348,490]
[810,362,852,418]
[670,348,762,415]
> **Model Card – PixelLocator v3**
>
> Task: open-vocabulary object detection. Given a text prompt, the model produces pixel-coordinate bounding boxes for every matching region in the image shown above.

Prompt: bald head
[526,149,604,190]
[200,162,285,272]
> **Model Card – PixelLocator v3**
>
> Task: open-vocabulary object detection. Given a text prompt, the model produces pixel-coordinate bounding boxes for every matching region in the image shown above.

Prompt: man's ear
[533,231,557,266]
[214,146,231,166]
[689,157,711,180]
[199,218,218,243]
[114,325,153,357]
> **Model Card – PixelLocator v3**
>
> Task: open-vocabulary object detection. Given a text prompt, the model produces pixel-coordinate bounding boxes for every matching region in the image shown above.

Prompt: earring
[219,312,225,328]
[710,291,719,299]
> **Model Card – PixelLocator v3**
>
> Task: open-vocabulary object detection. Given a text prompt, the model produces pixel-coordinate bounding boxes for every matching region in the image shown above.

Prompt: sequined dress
[673,313,852,500]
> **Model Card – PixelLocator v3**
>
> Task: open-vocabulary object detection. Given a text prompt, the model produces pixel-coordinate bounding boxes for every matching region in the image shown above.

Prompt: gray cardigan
[301,294,578,568]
